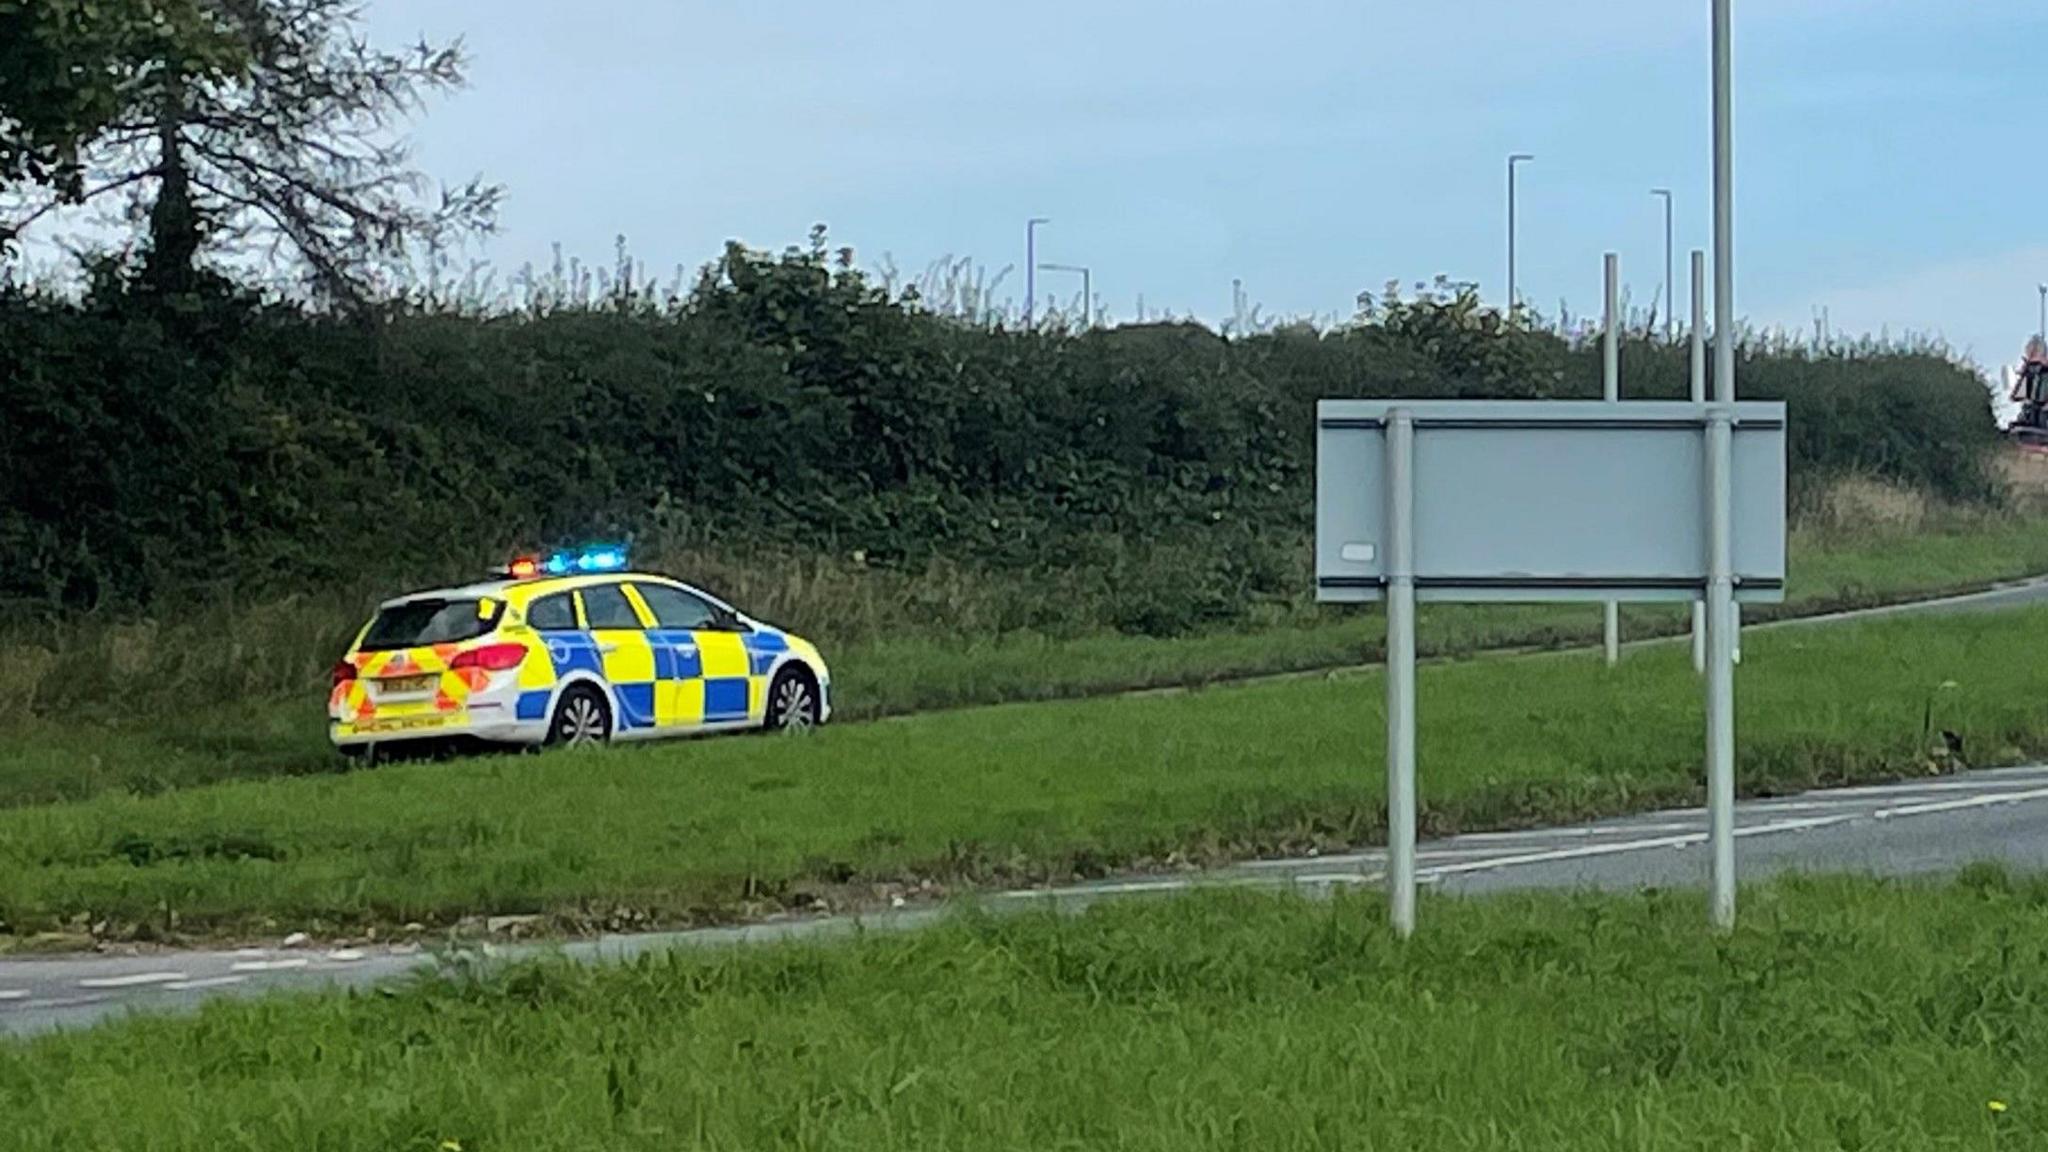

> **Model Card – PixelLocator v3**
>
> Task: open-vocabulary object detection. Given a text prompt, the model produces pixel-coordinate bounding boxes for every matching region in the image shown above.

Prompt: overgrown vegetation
[6,875,2046,1148]
[1,605,2039,943]
[6,508,2047,808]
[0,233,2004,623]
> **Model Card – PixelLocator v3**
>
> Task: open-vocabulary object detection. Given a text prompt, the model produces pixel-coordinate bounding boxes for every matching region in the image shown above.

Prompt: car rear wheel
[548,685,613,748]
[765,667,820,733]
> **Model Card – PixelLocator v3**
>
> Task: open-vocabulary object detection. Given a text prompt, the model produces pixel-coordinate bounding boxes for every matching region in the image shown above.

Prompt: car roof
[379,571,728,611]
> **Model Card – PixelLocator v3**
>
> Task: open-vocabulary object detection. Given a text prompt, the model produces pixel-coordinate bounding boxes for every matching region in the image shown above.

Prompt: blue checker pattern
[704,677,750,722]
[527,626,798,731]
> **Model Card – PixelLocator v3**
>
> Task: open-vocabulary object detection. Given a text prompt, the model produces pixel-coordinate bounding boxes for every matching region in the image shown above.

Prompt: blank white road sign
[1316,400,1787,605]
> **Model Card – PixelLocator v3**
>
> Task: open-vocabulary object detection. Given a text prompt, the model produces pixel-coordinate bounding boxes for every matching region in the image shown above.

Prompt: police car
[329,547,831,756]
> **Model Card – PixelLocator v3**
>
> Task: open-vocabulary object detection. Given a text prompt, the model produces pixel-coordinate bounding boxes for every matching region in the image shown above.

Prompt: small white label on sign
[1341,543,1377,563]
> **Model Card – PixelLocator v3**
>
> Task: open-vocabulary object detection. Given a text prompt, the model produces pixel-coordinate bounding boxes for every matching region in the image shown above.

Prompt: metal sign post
[1317,400,1786,936]
[1690,251,1709,674]
[1385,410,1418,938]
[1603,254,1622,666]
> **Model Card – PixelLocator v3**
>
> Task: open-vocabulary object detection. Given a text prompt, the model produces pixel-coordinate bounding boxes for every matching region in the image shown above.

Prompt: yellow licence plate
[357,715,451,734]
[377,674,436,695]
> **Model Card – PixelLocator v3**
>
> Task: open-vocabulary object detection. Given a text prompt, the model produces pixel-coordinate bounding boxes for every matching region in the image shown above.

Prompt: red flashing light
[451,643,528,673]
[331,660,358,689]
[508,556,541,579]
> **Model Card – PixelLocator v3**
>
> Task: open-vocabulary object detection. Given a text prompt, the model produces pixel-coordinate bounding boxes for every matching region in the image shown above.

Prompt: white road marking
[164,976,248,992]
[1291,873,1376,886]
[0,990,28,1002]
[230,958,310,973]
[1416,813,1868,881]
[1875,786,2048,821]
[326,949,366,963]
[77,972,186,989]
[1420,832,1707,878]
[999,878,1195,901]
[23,994,113,1010]
[1243,844,1561,872]
[1444,822,1702,845]
[1821,776,2048,800]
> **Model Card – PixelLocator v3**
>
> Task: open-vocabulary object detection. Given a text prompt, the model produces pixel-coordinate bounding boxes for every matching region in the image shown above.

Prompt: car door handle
[599,644,620,655]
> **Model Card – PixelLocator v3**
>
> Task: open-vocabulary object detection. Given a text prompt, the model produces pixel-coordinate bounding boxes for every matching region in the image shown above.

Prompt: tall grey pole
[1385,409,1418,939]
[1706,409,1737,931]
[1603,252,1621,666]
[1690,250,1708,675]
[1654,189,1675,343]
[1708,0,1738,932]
[1038,263,1091,326]
[1712,1,1735,404]
[1507,154,1533,317]
[2038,284,2045,346]
[1025,218,1049,328]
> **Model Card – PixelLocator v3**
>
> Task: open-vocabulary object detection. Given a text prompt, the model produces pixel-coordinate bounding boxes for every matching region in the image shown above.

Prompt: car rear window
[360,599,502,651]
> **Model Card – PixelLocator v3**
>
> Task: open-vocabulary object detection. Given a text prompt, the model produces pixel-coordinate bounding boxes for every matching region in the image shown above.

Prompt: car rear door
[576,582,658,734]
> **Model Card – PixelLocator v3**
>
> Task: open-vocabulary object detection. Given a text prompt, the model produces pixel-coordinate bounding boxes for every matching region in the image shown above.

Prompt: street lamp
[1038,262,1092,327]
[1652,188,1675,343]
[1507,154,1535,317]
[1707,0,1737,934]
[1025,218,1050,327]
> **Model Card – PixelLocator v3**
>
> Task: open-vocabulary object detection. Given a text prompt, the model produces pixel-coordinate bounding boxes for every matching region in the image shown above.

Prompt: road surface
[8,762,2048,1039]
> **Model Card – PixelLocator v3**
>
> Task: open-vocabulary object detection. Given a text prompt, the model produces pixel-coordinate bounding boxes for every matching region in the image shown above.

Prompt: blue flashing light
[506,544,629,579]
[576,547,627,573]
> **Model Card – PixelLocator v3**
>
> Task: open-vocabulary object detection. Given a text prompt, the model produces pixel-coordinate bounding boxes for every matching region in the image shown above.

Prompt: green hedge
[0,238,2001,623]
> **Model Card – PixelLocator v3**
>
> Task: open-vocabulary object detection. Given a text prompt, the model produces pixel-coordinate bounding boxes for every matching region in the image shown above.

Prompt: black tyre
[547,684,613,748]
[764,666,821,733]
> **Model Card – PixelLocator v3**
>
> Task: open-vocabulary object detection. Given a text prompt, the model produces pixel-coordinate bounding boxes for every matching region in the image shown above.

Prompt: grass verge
[5,513,2048,810]
[6,875,2047,1149]
[0,605,2042,944]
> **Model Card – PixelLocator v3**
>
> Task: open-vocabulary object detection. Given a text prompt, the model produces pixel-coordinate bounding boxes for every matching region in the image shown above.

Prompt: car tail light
[452,643,527,673]
[331,660,358,689]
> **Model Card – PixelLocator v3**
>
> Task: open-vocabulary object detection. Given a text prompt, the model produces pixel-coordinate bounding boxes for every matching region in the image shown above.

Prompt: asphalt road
[6,577,2048,1040]
[7,764,2048,1039]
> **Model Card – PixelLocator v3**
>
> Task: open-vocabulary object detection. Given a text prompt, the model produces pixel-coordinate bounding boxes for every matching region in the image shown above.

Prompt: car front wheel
[765,667,821,733]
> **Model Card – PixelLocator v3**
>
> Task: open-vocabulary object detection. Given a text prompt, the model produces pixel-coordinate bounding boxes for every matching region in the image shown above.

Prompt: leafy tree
[0,0,244,203]
[2,0,498,301]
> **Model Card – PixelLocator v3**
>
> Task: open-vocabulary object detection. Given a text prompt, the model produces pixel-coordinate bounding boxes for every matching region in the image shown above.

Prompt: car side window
[526,592,578,633]
[633,583,721,630]
[579,583,644,630]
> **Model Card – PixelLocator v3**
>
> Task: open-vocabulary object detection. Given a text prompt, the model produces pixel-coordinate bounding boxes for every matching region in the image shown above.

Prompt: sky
[340,2,2048,376]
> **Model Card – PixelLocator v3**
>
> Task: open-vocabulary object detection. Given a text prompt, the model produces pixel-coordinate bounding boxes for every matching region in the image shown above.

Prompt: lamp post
[1507,154,1535,317]
[1652,188,1675,343]
[1038,262,1092,327]
[1025,217,1050,327]
[1708,0,1737,934]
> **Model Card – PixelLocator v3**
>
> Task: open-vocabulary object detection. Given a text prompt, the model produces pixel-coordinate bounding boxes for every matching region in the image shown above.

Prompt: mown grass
[4,511,2047,810]
[1,604,2042,944]
[7,876,2047,1149]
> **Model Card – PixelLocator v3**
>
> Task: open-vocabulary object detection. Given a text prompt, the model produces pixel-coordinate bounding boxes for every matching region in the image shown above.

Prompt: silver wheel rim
[773,679,816,731]
[560,695,607,746]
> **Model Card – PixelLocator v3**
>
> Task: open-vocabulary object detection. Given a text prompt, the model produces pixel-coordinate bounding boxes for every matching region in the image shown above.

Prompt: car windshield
[360,598,501,651]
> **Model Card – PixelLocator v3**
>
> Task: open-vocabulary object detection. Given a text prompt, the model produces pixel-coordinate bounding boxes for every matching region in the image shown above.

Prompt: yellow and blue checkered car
[329,570,831,753]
